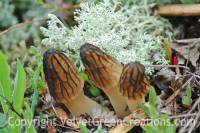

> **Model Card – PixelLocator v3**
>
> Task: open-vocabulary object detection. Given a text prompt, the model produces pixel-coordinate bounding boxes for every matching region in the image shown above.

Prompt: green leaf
[80,72,89,81]
[0,51,11,112]
[80,72,100,97]
[9,112,21,133]
[139,103,159,119]
[79,123,89,133]
[142,114,177,133]
[186,86,192,98]
[89,85,101,97]
[28,46,38,55]
[182,86,193,106]
[36,0,45,5]
[94,127,107,133]
[26,68,35,76]
[12,59,26,112]
[37,78,44,91]
[181,0,196,4]
[142,124,159,133]
[182,96,192,106]
[163,123,176,133]
[149,87,159,107]
[24,101,37,133]
[31,88,39,114]
[161,115,176,133]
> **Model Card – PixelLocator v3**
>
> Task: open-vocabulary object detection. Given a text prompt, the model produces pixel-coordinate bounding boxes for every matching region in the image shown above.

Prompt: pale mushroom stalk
[80,44,130,117]
[124,96,145,111]
[120,61,149,112]
[63,92,102,116]
[43,49,102,116]
[105,85,129,117]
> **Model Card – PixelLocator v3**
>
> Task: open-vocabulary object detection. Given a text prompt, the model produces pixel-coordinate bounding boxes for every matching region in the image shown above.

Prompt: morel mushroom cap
[120,61,149,111]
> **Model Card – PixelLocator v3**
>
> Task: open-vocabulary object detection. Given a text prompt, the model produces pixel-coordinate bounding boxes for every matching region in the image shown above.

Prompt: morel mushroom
[80,44,130,117]
[43,49,102,116]
[120,61,149,111]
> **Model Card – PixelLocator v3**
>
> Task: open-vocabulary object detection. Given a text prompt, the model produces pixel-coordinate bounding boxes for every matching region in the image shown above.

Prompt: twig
[61,3,80,9]
[157,4,200,16]
[0,18,46,37]
[174,38,200,44]
[196,122,200,130]
[54,120,80,132]
[51,100,59,118]
[145,64,190,70]
[188,109,200,133]
[165,89,181,106]
[188,96,200,114]
[165,77,193,106]
[185,71,200,87]
[170,113,197,119]
[178,118,194,133]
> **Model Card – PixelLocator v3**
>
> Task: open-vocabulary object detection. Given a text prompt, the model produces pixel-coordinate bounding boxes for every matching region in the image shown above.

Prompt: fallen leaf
[109,110,146,133]
[48,125,56,133]
[53,107,68,122]
[153,68,175,90]
[172,42,200,66]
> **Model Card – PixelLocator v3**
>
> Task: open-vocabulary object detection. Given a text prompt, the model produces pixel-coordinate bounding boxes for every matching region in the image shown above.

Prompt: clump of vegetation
[139,87,176,133]
[0,52,36,133]
[41,0,173,74]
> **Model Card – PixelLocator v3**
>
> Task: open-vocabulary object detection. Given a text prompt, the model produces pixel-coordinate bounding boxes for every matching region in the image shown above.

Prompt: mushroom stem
[63,92,102,116]
[124,97,145,112]
[105,87,129,117]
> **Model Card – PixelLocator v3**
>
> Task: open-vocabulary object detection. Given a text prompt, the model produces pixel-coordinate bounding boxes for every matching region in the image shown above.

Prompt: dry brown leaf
[53,107,68,122]
[109,110,146,133]
[172,42,200,66]
[153,68,175,90]
[48,125,57,133]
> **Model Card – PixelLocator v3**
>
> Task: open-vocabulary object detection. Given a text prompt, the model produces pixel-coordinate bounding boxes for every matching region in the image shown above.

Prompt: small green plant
[139,87,176,133]
[94,126,107,133]
[182,86,193,107]
[81,71,101,97]
[25,46,45,114]
[26,46,44,91]
[0,51,36,133]
[79,122,107,133]
[79,122,89,133]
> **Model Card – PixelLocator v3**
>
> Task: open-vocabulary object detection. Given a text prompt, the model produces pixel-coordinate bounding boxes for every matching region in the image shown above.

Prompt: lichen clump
[41,0,173,74]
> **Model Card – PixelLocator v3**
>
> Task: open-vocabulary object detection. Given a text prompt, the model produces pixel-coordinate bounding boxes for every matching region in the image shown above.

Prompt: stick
[145,64,190,70]
[165,77,193,106]
[174,38,200,44]
[157,4,200,16]
[188,109,200,133]
[170,113,197,119]
[0,18,46,37]
[188,96,200,114]
[178,118,194,133]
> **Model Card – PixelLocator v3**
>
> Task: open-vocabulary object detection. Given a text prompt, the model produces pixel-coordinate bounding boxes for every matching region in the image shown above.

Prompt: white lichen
[41,0,173,74]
